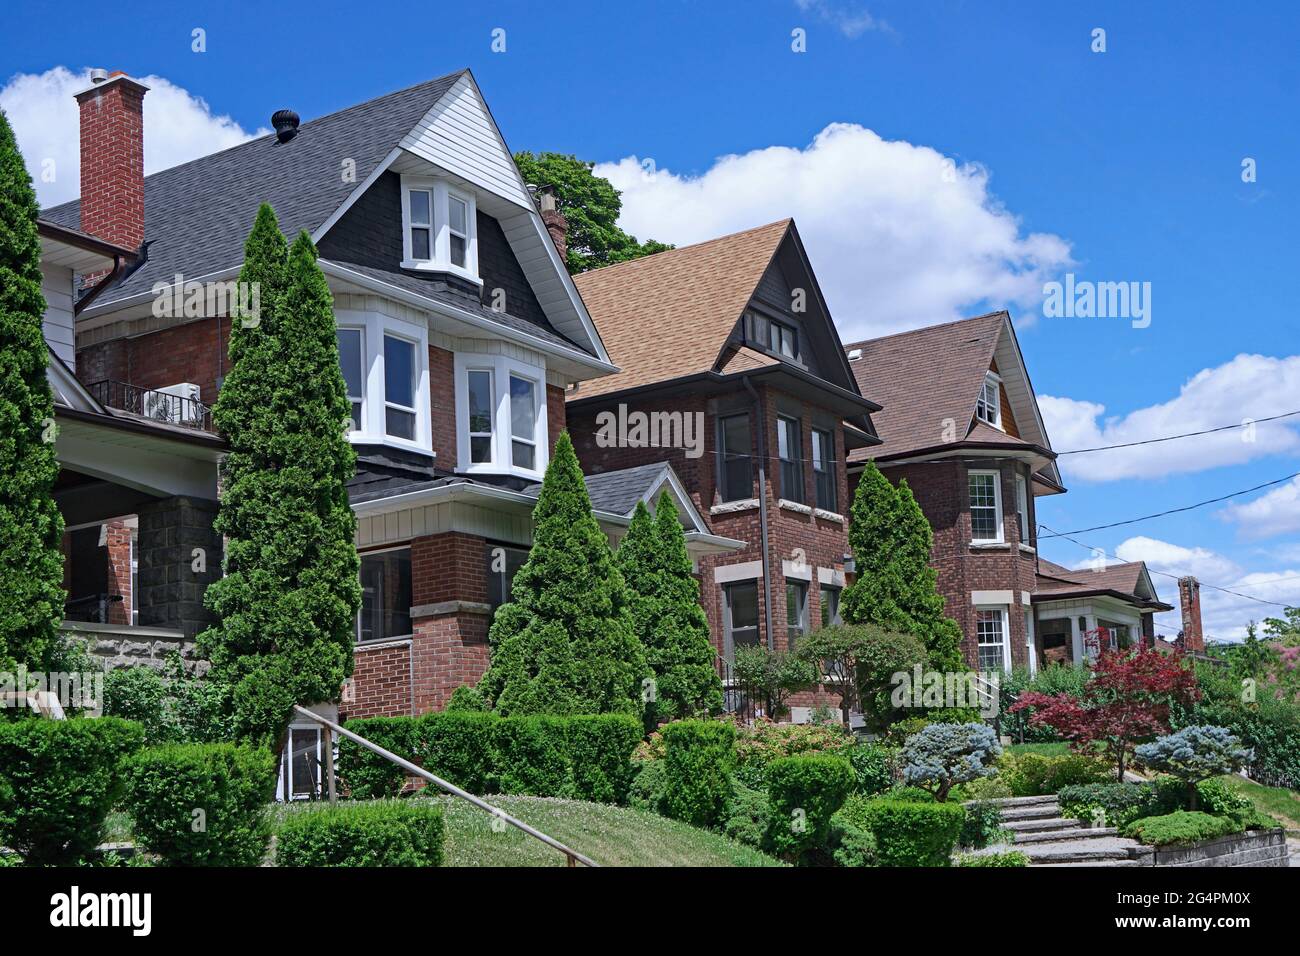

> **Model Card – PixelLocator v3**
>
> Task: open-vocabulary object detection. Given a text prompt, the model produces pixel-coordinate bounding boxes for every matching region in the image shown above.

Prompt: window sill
[1018,543,1037,554]
[347,433,434,458]
[400,259,483,285]
[711,498,760,515]
[778,499,813,515]
[457,463,546,484]
[355,636,413,652]
[813,508,844,523]
[970,540,1010,550]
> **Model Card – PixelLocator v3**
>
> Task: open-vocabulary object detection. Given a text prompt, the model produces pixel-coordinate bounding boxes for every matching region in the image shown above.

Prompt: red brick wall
[345,641,413,719]
[104,519,133,626]
[76,75,146,251]
[547,384,566,453]
[430,346,456,468]
[77,316,232,405]
[407,531,492,712]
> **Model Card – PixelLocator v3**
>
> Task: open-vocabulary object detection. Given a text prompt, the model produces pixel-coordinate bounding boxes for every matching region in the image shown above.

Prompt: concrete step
[1000,803,1062,822]
[1013,827,1119,844]
[976,794,1059,809]
[1016,840,1137,864]
[1004,816,1084,832]
[1035,859,1145,867]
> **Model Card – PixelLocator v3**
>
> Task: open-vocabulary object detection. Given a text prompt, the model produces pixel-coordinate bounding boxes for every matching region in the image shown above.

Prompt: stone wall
[61,622,206,675]
[1130,828,1290,867]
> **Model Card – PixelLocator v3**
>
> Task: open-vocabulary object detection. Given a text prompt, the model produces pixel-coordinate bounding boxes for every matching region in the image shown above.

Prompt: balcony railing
[87,379,214,432]
[715,652,765,725]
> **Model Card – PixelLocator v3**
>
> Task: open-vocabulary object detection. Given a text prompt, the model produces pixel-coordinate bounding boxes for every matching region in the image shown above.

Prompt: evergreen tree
[617,493,723,722]
[842,461,963,671]
[198,209,360,745]
[0,109,64,673]
[480,432,646,716]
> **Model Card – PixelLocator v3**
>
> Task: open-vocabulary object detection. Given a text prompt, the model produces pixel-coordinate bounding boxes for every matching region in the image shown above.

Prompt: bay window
[510,374,538,470]
[337,328,363,431]
[455,353,548,479]
[467,369,494,464]
[812,427,836,512]
[401,176,478,280]
[718,413,753,502]
[335,309,430,452]
[1015,472,1029,543]
[383,334,417,440]
[358,548,412,643]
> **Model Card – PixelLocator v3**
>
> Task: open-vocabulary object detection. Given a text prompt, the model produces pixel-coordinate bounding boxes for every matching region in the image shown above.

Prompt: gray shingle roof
[525,461,671,516]
[42,71,465,308]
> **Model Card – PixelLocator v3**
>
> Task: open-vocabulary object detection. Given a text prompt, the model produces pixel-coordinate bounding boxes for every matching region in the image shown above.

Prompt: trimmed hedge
[339,716,420,799]
[845,796,965,867]
[764,754,855,860]
[276,800,444,866]
[662,720,736,828]
[1058,782,1155,829]
[999,751,1110,797]
[422,711,497,794]
[123,743,276,866]
[839,740,896,796]
[0,717,144,865]
[492,715,572,796]
[567,714,643,804]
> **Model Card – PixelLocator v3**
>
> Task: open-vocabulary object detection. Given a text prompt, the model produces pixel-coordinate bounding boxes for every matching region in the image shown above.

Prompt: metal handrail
[291,705,597,868]
[87,379,214,432]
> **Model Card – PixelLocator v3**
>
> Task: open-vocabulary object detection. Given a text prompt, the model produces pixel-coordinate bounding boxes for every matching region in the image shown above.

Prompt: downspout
[73,239,150,317]
[742,375,775,650]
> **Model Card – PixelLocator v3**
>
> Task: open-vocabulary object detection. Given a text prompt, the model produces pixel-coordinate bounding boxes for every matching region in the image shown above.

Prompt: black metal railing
[715,652,764,726]
[87,379,213,432]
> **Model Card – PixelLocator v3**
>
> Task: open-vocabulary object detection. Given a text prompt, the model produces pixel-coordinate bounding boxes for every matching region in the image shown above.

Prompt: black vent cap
[271,109,300,144]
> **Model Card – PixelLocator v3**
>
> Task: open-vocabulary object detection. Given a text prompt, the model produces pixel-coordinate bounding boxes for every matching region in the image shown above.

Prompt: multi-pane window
[383,335,417,440]
[777,416,804,503]
[976,373,1002,428]
[820,585,841,628]
[786,581,808,650]
[976,608,1009,672]
[769,320,797,359]
[448,194,469,268]
[510,375,538,470]
[337,329,364,431]
[407,189,433,261]
[486,543,529,610]
[1015,473,1029,543]
[719,413,753,502]
[812,428,836,512]
[403,180,477,277]
[358,548,412,643]
[467,369,494,464]
[969,471,1002,542]
[724,581,760,660]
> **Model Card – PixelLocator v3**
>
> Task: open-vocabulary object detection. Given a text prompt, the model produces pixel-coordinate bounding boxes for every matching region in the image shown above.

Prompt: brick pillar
[408,532,492,714]
[135,497,222,638]
[75,72,148,252]
[1178,576,1204,654]
[103,518,134,626]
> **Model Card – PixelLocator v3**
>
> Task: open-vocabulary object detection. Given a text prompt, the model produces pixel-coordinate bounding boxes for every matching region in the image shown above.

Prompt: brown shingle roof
[843,312,1007,461]
[1035,557,1171,609]
[570,220,791,399]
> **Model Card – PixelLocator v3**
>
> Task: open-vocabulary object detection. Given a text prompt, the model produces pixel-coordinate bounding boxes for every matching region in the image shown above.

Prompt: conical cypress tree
[617,493,722,722]
[0,109,64,673]
[198,211,360,744]
[842,460,963,671]
[480,432,646,716]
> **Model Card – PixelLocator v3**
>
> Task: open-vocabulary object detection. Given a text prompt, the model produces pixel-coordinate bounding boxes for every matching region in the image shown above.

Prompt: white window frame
[1015,472,1029,544]
[382,332,420,442]
[1024,609,1037,677]
[400,175,480,283]
[357,545,413,644]
[976,371,1002,429]
[454,352,549,480]
[968,469,1004,544]
[976,606,1012,674]
[335,308,431,454]
[337,326,365,432]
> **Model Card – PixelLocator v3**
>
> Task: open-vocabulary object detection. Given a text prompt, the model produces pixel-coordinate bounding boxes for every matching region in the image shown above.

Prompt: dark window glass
[820,585,841,628]
[724,581,760,659]
[777,416,804,503]
[358,549,412,642]
[812,428,836,512]
[786,581,808,649]
[384,335,417,440]
[768,320,797,358]
[467,369,493,463]
[719,413,753,502]
[337,329,363,431]
[486,544,529,610]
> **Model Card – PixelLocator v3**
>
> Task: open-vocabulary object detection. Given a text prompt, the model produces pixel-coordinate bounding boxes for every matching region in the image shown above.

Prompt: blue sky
[4,0,1299,639]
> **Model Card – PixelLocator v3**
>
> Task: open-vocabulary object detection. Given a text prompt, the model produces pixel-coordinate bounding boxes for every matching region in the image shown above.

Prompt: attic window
[768,320,797,359]
[401,176,479,281]
[976,372,1002,429]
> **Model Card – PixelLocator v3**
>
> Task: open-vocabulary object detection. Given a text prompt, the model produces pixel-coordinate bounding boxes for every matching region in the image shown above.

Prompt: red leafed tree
[1009,642,1200,781]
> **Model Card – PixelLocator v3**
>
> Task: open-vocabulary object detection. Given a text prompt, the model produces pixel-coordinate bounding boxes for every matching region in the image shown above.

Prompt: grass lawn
[1220,776,1300,831]
[274,795,783,867]
[1004,742,1070,757]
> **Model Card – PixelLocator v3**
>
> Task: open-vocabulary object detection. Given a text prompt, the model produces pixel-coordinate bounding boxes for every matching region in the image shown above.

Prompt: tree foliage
[1135,725,1252,809]
[0,108,65,673]
[794,623,926,731]
[513,151,672,273]
[841,461,962,671]
[732,645,817,720]
[479,432,647,716]
[901,722,1002,802]
[198,207,360,746]
[617,494,723,722]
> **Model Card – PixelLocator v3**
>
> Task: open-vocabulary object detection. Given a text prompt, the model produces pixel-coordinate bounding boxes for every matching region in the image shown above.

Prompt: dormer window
[401,176,479,281]
[976,371,1002,429]
[769,320,797,359]
[454,353,548,480]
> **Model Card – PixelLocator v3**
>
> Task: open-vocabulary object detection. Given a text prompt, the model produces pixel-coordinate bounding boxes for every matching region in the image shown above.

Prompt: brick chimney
[1178,576,1204,654]
[536,184,567,261]
[75,70,149,250]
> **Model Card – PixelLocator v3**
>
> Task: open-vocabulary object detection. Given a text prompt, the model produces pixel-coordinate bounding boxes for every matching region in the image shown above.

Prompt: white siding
[41,263,76,370]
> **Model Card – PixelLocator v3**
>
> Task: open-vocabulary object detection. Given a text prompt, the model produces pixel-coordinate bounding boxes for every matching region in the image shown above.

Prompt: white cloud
[594,123,1072,339]
[1095,535,1300,642]
[0,66,267,208]
[794,0,891,38]
[1219,475,1300,540]
[1039,353,1300,481]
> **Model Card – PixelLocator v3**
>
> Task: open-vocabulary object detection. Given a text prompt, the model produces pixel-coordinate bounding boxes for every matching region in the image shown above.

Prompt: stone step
[1005,816,1086,833]
[976,794,1060,809]
[1016,840,1137,864]
[1000,803,1062,821]
[1013,827,1119,845]
[1034,859,1145,867]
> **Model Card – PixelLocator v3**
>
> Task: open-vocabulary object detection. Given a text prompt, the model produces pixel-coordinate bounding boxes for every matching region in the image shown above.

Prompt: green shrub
[999,751,1110,796]
[662,719,736,828]
[1058,782,1156,828]
[839,740,896,796]
[829,811,877,867]
[959,801,1006,849]
[723,780,770,849]
[493,715,572,796]
[339,716,419,799]
[123,743,275,865]
[445,685,488,712]
[0,717,144,865]
[567,714,643,803]
[957,850,1029,867]
[732,718,846,789]
[276,800,444,866]
[886,785,936,803]
[764,755,856,860]
[843,795,965,867]
[422,711,498,794]
[999,664,1090,743]
[950,774,1012,801]
[1123,810,1244,846]
[102,656,228,745]
[1194,777,1253,818]
[628,760,668,814]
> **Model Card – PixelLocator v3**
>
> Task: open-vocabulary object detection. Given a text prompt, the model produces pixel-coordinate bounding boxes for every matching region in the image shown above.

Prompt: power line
[1036,469,1300,538]
[1056,408,1300,455]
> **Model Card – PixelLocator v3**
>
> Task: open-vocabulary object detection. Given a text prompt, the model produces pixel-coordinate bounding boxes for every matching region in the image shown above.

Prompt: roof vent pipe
[89,68,110,85]
[271,109,300,144]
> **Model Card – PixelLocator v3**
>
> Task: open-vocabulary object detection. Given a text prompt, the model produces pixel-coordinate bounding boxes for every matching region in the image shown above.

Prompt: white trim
[817,567,846,587]
[976,371,1003,430]
[1024,608,1037,677]
[335,306,432,454]
[971,589,1014,605]
[1021,591,1032,606]
[715,560,764,584]
[399,175,480,283]
[968,468,1004,544]
[782,559,813,581]
[1015,472,1029,541]
[974,605,1013,674]
[454,351,548,481]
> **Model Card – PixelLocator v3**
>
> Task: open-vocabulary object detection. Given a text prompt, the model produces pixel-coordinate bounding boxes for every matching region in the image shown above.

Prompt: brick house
[566,221,882,718]
[36,68,741,794]
[843,311,1174,674]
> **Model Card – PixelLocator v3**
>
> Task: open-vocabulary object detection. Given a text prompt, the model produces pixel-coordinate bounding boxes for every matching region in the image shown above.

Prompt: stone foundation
[1130,828,1290,867]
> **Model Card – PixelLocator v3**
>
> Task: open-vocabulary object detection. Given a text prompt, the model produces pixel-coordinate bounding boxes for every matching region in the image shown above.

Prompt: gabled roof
[570,220,791,398]
[843,311,1063,487]
[1035,557,1173,611]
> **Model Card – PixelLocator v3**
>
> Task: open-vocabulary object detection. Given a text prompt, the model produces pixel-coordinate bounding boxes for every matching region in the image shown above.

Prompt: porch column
[135,496,222,639]
[408,532,492,714]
